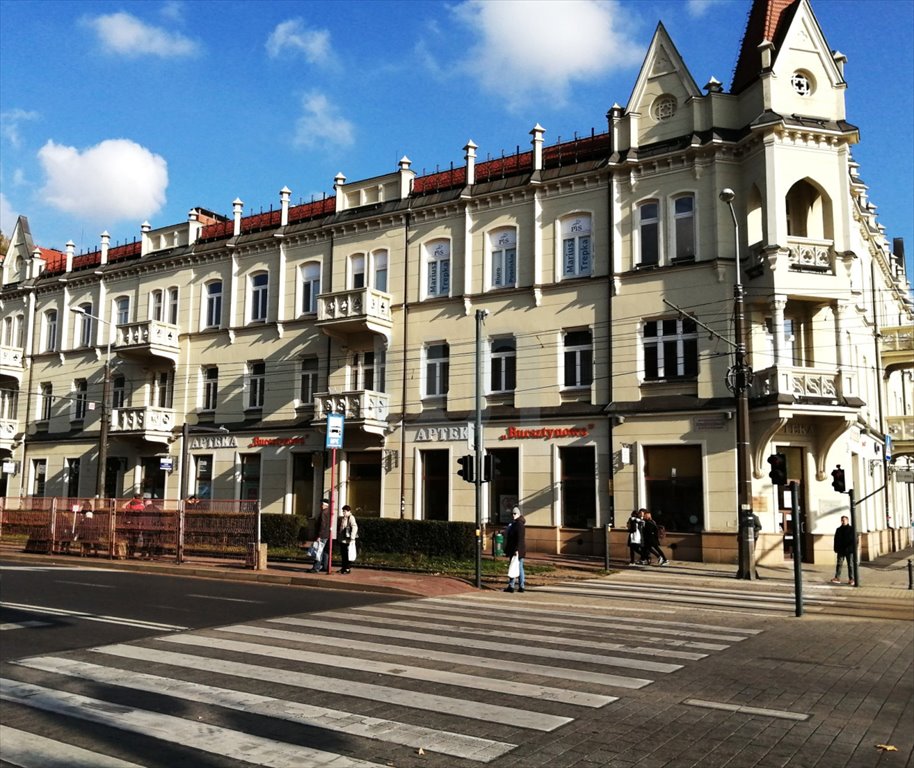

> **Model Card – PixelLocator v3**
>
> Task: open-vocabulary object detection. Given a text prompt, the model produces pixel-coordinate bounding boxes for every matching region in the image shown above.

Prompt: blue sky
[1,0,912,276]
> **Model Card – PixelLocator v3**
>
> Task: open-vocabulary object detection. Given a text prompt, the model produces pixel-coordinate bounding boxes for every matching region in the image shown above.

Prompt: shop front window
[643,445,703,532]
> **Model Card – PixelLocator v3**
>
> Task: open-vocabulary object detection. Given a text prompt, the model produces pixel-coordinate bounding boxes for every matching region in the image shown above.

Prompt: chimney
[140,221,152,256]
[30,247,45,278]
[398,157,413,199]
[187,209,202,245]
[334,173,346,212]
[758,39,774,71]
[704,76,723,93]
[464,141,477,186]
[65,240,75,273]
[280,187,291,226]
[608,103,624,150]
[530,124,545,171]
[100,231,110,265]
[232,198,244,236]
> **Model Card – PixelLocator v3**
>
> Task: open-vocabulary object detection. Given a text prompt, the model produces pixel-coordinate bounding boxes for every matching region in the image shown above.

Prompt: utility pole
[720,189,756,580]
[474,309,487,588]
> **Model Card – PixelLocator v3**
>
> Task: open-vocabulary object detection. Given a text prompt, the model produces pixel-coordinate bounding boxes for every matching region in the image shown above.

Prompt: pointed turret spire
[731,0,800,94]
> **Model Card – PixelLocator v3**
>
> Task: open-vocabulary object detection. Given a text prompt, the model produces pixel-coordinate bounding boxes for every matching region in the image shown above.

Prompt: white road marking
[53,580,117,589]
[0,602,186,632]
[0,620,53,631]
[0,724,146,768]
[0,678,389,768]
[95,643,572,731]
[16,656,515,763]
[162,631,616,708]
[186,594,261,603]
[684,698,811,721]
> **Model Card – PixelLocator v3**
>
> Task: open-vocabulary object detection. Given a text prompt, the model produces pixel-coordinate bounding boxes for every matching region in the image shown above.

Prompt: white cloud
[159,1,185,22]
[293,92,355,150]
[686,0,725,16]
[452,0,641,108]
[0,192,16,237]
[1,108,40,148]
[85,11,199,58]
[38,139,168,223]
[266,19,332,63]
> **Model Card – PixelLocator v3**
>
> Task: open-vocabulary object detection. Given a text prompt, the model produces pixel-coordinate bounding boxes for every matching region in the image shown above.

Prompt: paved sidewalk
[2,541,912,601]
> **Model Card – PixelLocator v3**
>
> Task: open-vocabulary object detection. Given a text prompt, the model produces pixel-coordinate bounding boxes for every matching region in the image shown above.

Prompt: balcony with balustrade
[312,390,389,437]
[115,321,180,364]
[786,237,834,274]
[0,345,24,385]
[109,406,175,445]
[749,364,859,406]
[880,325,914,375]
[0,416,19,452]
[316,287,393,346]
[887,415,914,458]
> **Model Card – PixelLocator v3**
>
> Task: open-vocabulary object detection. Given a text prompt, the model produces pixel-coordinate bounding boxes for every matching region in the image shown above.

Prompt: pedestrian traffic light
[457,454,475,483]
[482,453,500,483]
[767,452,787,485]
[831,465,846,493]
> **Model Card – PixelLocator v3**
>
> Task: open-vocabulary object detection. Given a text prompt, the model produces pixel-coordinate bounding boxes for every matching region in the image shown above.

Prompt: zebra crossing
[534,575,850,614]
[1,593,764,767]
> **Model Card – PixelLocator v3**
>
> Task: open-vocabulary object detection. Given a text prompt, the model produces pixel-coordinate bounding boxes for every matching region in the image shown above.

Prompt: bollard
[908,558,913,591]
[604,524,611,570]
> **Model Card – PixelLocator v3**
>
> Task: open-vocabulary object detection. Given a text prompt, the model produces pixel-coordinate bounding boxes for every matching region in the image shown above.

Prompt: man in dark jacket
[640,509,669,566]
[503,506,526,593]
[831,515,855,585]
[311,499,332,573]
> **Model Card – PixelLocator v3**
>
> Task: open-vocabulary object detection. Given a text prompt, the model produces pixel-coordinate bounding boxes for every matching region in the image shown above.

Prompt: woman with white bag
[503,506,526,593]
[627,509,644,565]
[338,505,358,574]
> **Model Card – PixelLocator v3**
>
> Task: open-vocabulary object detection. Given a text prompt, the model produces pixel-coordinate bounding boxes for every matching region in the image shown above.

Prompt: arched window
[249,272,269,323]
[43,310,58,352]
[350,254,366,289]
[77,302,94,347]
[671,194,695,261]
[424,240,450,298]
[300,263,321,314]
[489,228,517,288]
[560,215,592,277]
[372,250,388,292]
[204,281,223,329]
[115,296,130,325]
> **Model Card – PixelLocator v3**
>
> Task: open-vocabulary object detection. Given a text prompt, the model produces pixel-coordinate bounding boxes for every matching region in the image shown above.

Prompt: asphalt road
[0,559,403,661]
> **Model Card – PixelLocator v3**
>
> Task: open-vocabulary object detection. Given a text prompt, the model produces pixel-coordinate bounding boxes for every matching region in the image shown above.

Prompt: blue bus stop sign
[326,413,344,449]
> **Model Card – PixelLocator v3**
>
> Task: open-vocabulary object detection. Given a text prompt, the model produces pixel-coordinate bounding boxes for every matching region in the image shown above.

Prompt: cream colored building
[1,0,911,563]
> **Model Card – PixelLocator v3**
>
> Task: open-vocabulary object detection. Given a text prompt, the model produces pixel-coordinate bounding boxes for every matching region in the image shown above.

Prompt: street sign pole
[325,413,345,575]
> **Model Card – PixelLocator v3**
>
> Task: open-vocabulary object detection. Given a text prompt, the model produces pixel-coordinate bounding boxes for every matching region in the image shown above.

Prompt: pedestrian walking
[503,506,526,593]
[641,509,669,565]
[627,510,644,565]
[831,515,855,585]
[338,505,358,574]
[310,498,332,573]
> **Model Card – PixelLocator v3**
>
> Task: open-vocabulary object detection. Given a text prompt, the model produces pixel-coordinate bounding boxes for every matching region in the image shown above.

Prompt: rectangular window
[638,202,660,266]
[45,311,58,352]
[492,247,517,287]
[116,297,130,325]
[248,361,265,408]
[73,379,88,420]
[78,304,94,347]
[490,338,517,393]
[195,454,214,499]
[205,282,223,328]
[643,318,698,380]
[563,330,593,388]
[300,357,318,404]
[0,388,18,420]
[560,447,596,528]
[300,265,320,315]
[373,252,388,292]
[351,255,366,289]
[644,445,704,532]
[154,371,173,408]
[250,273,268,322]
[32,458,47,497]
[66,458,80,498]
[112,375,127,409]
[673,195,695,260]
[421,450,449,521]
[425,343,449,397]
[39,383,53,421]
[203,366,219,411]
[168,288,179,324]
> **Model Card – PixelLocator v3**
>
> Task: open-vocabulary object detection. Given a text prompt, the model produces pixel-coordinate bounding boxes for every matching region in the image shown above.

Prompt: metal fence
[0,497,259,565]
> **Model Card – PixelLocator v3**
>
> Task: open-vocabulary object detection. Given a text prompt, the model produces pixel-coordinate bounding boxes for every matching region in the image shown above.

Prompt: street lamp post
[70,307,113,500]
[719,189,756,581]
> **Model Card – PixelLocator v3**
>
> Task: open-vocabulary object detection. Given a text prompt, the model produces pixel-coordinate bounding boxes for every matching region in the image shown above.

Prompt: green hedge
[260,515,476,559]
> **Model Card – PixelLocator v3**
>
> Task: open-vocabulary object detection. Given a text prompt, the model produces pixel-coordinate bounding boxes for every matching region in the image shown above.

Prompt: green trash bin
[493,531,505,557]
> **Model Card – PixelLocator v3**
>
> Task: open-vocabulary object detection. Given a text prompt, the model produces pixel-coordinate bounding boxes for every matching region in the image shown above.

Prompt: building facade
[1,0,911,563]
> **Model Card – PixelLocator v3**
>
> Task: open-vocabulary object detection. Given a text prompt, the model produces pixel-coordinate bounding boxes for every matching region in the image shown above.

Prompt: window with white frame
[43,310,58,352]
[73,379,88,420]
[202,366,219,411]
[490,337,517,393]
[350,349,385,392]
[643,317,698,380]
[249,272,269,323]
[637,201,660,266]
[153,370,174,408]
[299,357,319,405]
[204,281,223,329]
[490,228,517,288]
[424,343,449,397]
[77,303,94,347]
[563,330,593,389]
[350,254,366,289]
[39,383,53,421]
[561,215,592,278]
[0,388,18,421]
[1,316,12,347]
[425,240,450,298]
[112,375,127,409]
[373,250,388,292]
[672,194,695,261]
[115,296,130,325]
[151,289,164,321]
[247,361,266,408]
[300,263,321,315]
[168,287,179,324]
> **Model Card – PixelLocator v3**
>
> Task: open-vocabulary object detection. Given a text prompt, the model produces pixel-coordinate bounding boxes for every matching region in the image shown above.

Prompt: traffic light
[457,454,475,483]
[482,453,500,483]
[767,452,787,485]
[831,465,846,493]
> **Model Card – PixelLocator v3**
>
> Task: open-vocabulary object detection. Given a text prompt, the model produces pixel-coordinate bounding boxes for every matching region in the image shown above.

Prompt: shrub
[260,513,305,548]
[357,518,475,559]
